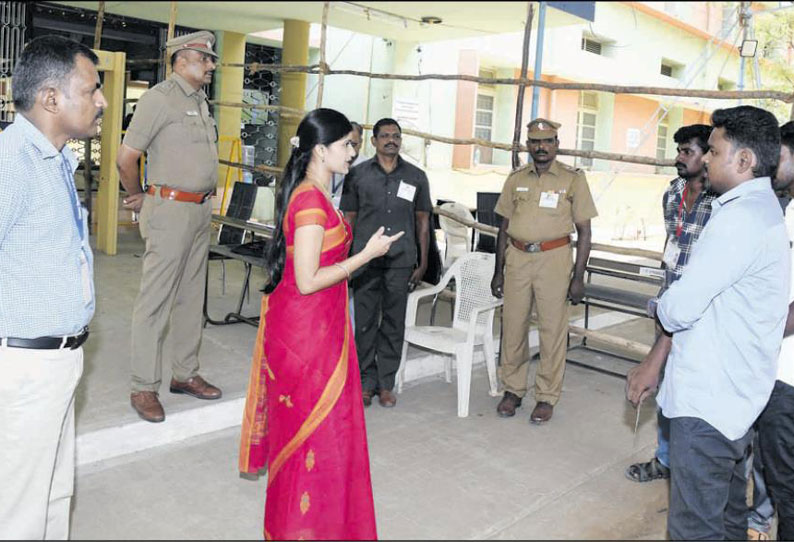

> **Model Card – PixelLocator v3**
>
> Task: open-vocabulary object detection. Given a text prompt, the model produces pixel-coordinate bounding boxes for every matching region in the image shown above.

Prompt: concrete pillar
[277,19,310,167]
[213,31,246,195]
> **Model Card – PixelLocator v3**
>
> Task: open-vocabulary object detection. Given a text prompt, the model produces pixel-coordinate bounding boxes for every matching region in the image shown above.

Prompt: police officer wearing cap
[491,118,597,424]
[117,30,222,423]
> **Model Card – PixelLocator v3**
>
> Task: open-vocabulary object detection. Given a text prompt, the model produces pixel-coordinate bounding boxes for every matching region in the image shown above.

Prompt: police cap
[166,30,218,59]
[526,118,561,140]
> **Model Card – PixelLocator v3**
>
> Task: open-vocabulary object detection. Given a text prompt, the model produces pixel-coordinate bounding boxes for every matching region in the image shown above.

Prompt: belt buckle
[527,242,541,253]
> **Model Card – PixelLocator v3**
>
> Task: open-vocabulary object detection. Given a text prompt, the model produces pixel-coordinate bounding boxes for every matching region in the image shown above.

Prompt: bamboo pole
[164,1,177,79]
[316,1,330,108]
[83,0,105,233]
[93,1,105,48]
[121,58,794,103]
[212,102,675,166]
[512,2,534,170]
[589,243,662,261]
[434,206,663,260]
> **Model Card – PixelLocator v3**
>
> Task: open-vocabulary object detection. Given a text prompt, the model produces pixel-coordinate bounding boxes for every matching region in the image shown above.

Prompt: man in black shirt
[341,118,433,407]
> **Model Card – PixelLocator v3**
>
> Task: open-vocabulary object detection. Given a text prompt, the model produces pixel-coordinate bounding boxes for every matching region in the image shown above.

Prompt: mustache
[675,162,686,169]
[95,110,104,120]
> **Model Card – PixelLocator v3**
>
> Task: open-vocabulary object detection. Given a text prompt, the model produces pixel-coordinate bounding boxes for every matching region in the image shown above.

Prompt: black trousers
[352,265,412,392]
[668,416,753,541]
[757,380,794,542]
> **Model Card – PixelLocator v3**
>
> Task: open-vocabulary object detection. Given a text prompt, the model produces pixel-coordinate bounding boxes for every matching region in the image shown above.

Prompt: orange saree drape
[239,184,377,541]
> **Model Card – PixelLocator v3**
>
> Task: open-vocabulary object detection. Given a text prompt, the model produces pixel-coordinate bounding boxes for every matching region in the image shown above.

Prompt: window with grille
[474,93,494,165]
[575,92,598,168]
[581,37,603,56]
[656,122,669,174]
[660,63,674,77]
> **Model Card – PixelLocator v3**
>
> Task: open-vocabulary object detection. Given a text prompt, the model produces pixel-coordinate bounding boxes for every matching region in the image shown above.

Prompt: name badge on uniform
[185,110,199,117]
[397,180,416,202]
[662,236,682,268]
[539,191,560,209]
[516,187,529,192]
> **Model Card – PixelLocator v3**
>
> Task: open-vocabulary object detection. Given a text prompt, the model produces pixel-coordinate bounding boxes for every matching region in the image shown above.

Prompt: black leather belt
[2,327,89,350]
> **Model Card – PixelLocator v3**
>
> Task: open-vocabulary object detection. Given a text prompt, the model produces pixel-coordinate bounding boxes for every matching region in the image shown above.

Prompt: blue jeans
[658,410,772,533]
[747,432,774,533]
[668,417,752,541]
[655,408,670,467]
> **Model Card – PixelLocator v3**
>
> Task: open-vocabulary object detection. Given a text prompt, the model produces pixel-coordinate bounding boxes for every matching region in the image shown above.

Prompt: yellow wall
[214,31,246,195]
[277,19,309,168]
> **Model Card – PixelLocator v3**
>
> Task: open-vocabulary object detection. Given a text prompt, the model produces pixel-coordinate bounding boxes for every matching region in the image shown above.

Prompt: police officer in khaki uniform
[117,31,221,423]
[491,118,597,424]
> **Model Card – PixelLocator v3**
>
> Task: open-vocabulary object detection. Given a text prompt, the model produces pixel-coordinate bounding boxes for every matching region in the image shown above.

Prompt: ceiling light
[333,2,410,28]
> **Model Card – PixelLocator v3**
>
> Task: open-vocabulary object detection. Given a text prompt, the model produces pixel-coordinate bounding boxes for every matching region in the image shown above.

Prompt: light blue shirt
[657,177,789,440]
[0,114,95,338]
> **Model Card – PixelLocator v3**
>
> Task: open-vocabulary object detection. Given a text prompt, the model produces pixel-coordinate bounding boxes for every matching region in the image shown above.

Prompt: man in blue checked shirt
[628,106,788,541]
[0,36,106,538]
[625,124,715,484]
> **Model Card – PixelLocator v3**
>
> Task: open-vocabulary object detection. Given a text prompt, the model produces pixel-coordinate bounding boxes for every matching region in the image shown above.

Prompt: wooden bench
[566,256,664,378]
[581,256,664,323]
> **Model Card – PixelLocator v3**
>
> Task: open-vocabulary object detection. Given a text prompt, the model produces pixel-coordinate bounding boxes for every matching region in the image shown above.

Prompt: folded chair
[396,252,502,417]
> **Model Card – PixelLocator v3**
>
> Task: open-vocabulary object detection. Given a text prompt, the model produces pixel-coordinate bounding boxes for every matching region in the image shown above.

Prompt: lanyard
[61,156,84,242]
[675,186,688,239]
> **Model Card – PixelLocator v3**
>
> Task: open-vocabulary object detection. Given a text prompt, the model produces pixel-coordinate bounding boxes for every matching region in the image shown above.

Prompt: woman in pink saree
[239,109,403,540]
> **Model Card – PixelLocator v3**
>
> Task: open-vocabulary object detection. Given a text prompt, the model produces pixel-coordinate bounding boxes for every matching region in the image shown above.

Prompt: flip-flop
[625,457,670,483]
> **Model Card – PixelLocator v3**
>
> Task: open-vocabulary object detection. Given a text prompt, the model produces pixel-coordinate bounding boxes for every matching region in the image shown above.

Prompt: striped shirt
[0,114,95,338]
[661,177,717,291]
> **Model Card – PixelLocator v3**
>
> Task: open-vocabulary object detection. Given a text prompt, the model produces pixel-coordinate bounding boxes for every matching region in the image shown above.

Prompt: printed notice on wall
[392,99,421,129]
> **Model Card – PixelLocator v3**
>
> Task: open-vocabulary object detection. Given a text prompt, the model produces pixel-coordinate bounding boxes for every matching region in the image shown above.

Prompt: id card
[397,181,416,202]
[662,236,682,268]
[539,191,560,209]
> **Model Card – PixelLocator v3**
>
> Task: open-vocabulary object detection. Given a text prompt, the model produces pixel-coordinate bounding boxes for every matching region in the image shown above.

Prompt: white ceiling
[53,1,589,43]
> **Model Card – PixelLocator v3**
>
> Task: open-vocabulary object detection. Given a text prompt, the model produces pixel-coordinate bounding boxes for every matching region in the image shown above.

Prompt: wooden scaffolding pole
[93,1,105,48]
[83,0,105,233]
[511,2,534,170]
[164,1,177,79]
[316,1,330,108]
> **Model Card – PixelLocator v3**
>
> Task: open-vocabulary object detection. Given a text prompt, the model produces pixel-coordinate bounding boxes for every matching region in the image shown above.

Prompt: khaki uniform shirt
[494,160,598,243]
[123,73,218,192]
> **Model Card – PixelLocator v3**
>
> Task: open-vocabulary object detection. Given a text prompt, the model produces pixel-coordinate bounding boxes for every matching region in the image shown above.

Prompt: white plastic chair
[438,202,478,269]
[396,252,502,417]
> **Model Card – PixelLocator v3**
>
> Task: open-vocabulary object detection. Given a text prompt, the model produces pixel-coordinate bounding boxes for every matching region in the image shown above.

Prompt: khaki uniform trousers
[499,243,572,405]
[131,192,211,392]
